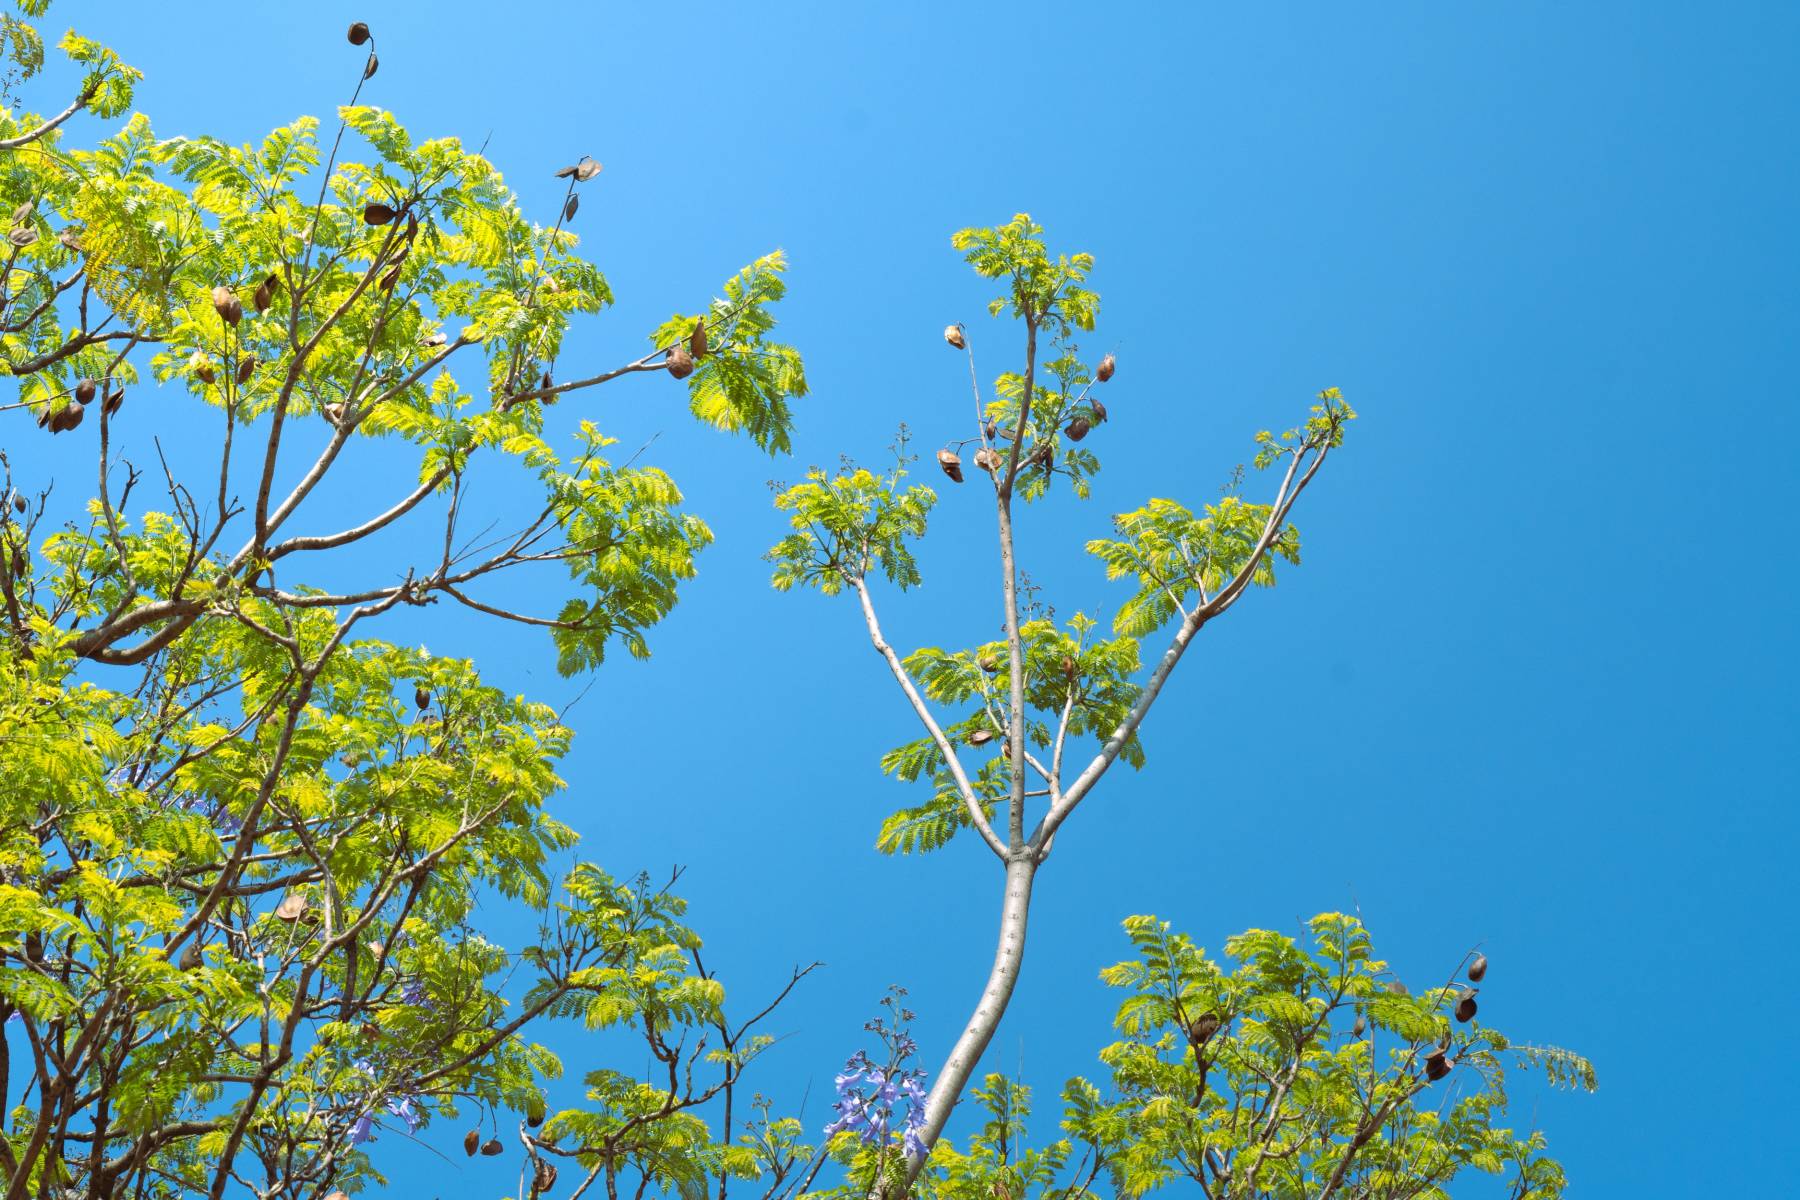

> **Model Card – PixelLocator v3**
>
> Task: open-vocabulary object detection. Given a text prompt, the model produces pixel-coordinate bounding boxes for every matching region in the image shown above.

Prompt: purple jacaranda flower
[348,1113,374,1145]
[385,1094,421,1132]
[401,980,427,1005]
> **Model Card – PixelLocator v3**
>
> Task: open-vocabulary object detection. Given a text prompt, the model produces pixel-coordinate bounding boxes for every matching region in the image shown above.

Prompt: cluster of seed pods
[935,324,1117,484]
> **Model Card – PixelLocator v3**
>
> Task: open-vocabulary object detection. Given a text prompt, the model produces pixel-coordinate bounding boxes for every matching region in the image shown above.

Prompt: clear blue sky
[25,1,1800,1193]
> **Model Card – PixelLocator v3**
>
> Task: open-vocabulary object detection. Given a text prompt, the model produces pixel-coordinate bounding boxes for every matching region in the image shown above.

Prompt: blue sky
[19,1,1800,1193]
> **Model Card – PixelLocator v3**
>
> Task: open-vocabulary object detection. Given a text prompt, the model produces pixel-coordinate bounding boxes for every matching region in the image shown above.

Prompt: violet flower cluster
[825,1049,928,1161]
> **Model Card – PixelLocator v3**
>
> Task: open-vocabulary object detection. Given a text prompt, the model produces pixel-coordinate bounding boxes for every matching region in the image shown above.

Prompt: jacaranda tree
[0,7,817,1200]
[770,215,1593,1198]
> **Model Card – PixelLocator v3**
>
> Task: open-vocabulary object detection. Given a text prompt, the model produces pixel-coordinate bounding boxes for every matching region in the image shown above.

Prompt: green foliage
[953,213,1098,333]
[911,914,1593,1200]
[769,447,937,595]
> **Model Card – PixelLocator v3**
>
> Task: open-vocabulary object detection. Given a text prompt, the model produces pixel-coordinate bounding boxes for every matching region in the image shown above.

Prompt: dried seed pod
[191,354,217,385]
[323,402,347,425]
[1424,1052,1451,1081]
[10,201,32,224]
[463,1129,481,1157]
[7,225,37,248]
[1096,352,1116,383]
[535,1161,558,1194]
[481,1138,504,1157]
[212,285,242,326]
[253,277,274,313]
[347,21,371,44]
[11,493,25,514]
[363,202,397,226]
[414,685,430,710]
[972,447,999,473]
[102,386,124,418]
[527,1102,546,1128]
[575,159,602,182]
[553,163,579,179]
[968,729,995,747]
[666,346,695,379]
[58,228,83,252]
[1188,1012,1221,1043]
[978,655,1000,673]
[936,448,964,483]
[236,356,257,385]
[378,265,401,292]
[1455,990,1478,1023]
[688,320,708,359]
[1091,399,1107,423]
[1061,656,1076,677]
[75,379,96,405]
[1467,954,1487,983]
[10,547,24,575]
[1066,416,1090,442]
[1351,1012,1366,1037]
[274,893,308,922]
[363,52,379,79]
[1028,443,1053,469]
[49,403,82,434]
[943,323,966,349]
[562,193,580,222]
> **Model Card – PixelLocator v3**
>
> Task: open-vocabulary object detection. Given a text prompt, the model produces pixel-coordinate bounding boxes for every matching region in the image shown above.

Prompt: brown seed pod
[972,447,999,473]
[7,225,37,248]
[212,285,242,326]
[274,893,308,922]
[378,265,401,292]
[253,277,274,313]
[563,194,580,222]
[978,655,1000,673]
[10,547,24,575]
[463,1129,481,1157]
[983,418,997,441]
[363,202,397,226]
[1061,656,1076,676]
[535,1161,558,1194]
[1385,980,1408,996]
[527,1102,546,1128]
[575,159,602,182]
[11,493,25,514]
[968,728,995,747]
[1188,1012,1221,1043]
[688,320,708,359]
[1028,443,1053,469]
[936,448,964,483]
[363,52,379,79]
[943,323,965,349]
[666,346,695,380]
[48,404,82,434]
[192,355,217,385]
[1467,954,1487,983]
[10,201,32,224]
[58,228,83,253]
[414,685,430,710]
[1455,990,1478,1023]
[102,386,124,417]
[553,164,579,179]
[75,379,96,405]
[1424,1052,1451,1082]
[1066,416,1090,442]
[323,402,347,425]
[236,356,257,386]
[481,1138,504,1157]
[347,21,371,44]
[1091,399,1107,423]
[1351,1012,1366,1037]
[1096,352,1116,383]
